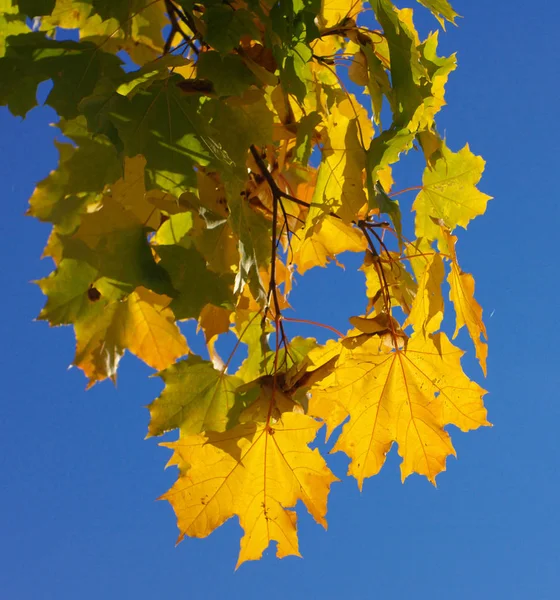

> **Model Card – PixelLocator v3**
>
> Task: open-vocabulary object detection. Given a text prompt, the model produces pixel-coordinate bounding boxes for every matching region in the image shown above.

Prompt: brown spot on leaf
[87,286,101,302]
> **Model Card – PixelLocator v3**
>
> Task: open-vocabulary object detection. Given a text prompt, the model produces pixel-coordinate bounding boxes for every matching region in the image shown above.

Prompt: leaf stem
[282,317,343,339]
[389,185,422,198]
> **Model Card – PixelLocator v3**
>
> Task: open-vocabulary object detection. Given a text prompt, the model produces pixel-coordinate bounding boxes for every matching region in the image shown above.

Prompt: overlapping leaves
[3,0,491,566]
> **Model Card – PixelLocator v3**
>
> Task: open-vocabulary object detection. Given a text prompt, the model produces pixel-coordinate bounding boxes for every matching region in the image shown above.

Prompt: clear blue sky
[1,2,559,598]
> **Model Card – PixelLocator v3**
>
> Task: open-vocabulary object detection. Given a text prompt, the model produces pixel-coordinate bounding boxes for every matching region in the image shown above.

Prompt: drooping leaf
[308,99,371,225]
[370,1,425,126]
[228,191,271,302]
[404,241,445,336]
[361,250,417,315]
[233,309,271,383]
[441,228,488,375]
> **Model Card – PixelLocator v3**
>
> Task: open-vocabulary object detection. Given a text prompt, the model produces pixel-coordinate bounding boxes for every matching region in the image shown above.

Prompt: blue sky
[2,1,560,598]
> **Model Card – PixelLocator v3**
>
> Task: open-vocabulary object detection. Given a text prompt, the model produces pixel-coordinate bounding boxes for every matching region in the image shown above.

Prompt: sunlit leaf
[308,332,489,487]
[414,143,492,241]
[441,228,488,375]
[7,0,491,565]
[162,407,337,567]
[74,286,188,386]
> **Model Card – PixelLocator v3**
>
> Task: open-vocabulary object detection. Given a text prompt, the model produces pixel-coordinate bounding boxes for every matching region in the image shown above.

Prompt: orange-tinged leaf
[162,410,338,567]
[120,287,189,371]
[308,332,489,487]
[74,287,188,386]
[414,143,492,241]
[110,156,160,229]
[198,304,231,344]
[441,229,488,375]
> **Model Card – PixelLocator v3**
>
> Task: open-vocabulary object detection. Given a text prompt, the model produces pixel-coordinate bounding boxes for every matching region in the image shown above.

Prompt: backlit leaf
[441,228,488,375]
[293,216,366,274]
[148,355,255,437]
[417,0,459,27]
[308,331,489,487]
[309,99,371,225]
[156,245,234,320]
[405,242,445,336]
[414,143,492,241]
[74,286,188,386]
[162,408,337,567]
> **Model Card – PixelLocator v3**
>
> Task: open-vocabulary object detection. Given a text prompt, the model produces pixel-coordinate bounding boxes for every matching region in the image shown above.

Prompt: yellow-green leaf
[73,287,188,386]
[147,355,254,437]
[414,143,492,241]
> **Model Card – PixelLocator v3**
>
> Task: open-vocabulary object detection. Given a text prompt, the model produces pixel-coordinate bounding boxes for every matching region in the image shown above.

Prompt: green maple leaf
[371,0,425,126]
[197,52,256,97]
[28,117,121,232]
[36,259,99,326]
[148,355,259,436]
[61,199,172,298]
[203,6,259,54]
[417,0,459,27]
[0,32,123,117]
[156,245,234,320]
[228,191,271,302]
[17,0,55,17]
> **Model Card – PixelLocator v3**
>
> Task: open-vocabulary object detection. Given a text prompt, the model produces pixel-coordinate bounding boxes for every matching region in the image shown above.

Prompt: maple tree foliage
[2,0,492,566]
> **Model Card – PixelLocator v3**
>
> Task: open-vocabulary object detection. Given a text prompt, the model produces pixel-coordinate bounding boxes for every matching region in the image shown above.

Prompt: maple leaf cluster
[2,0,491,566]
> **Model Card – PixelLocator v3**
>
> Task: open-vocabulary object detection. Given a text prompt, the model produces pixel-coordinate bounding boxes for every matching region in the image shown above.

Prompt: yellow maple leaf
[198,304,232,344]
[74,287,188,386]
[361,250,417,315]
[321,0,363,28]
[441,229,488,375]
[44,0,168,65]
[404,241,445,336]
[414,143,492,241]
[109,156,161,229]
[292,216,366,274]
[308,332,489,487]
[161,401,338,567]
[307,98,372,226]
